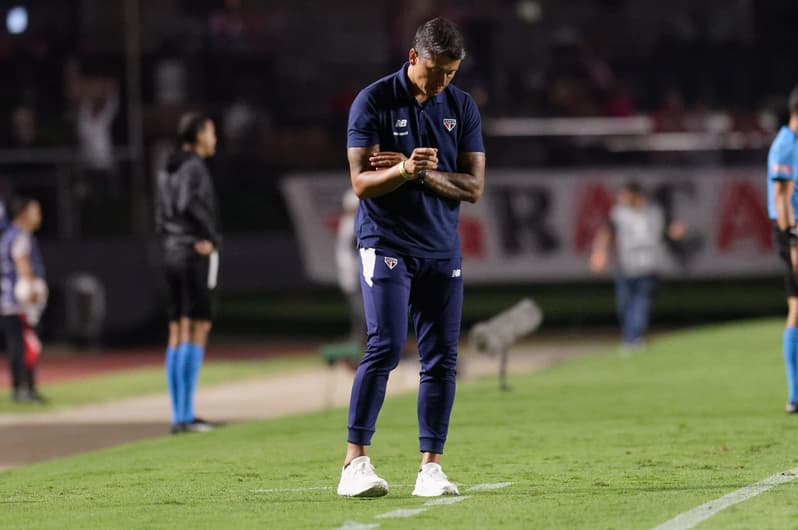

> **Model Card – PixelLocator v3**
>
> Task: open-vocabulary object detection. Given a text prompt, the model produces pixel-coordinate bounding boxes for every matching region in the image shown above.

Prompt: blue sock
[165,346,180,425]
[784,327,798,404]
[182,343,205,424]
[175,342,192,424]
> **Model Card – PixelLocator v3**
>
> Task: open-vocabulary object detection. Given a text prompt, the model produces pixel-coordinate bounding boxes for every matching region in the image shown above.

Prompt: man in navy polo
[336,17,486,498]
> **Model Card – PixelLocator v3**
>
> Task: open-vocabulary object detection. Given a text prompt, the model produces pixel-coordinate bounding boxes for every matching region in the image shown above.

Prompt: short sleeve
[459,94,485,153]
[347,89,379,148]
[770,143,794,181]
[11,233,30,260]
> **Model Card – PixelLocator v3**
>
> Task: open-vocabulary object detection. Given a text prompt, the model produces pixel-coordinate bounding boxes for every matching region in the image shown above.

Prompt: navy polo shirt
[347,63,485,258]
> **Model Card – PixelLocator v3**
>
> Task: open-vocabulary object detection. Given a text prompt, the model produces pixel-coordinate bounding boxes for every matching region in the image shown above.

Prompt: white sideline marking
[335,522,380,530]
[651,468,798,530]
[375,508,427,519]
[467,482,512,492]
[333,480,509,529]
[424,495,470,506]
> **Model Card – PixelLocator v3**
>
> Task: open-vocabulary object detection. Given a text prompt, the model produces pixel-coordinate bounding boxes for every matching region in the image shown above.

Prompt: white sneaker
[412,463,459,497]
[337,456,388,497]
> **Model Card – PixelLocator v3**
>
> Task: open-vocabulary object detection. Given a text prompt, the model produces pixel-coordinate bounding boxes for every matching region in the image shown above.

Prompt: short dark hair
[178,113,211,146]
[8,195,37,220]
[789,86,798,116]
[413,17,467,61]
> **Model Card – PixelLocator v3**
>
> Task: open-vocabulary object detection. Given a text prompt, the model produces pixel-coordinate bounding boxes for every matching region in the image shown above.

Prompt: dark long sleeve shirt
[155,150,220,261]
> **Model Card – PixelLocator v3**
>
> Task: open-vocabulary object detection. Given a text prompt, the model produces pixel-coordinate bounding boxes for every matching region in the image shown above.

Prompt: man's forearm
[422,170,483,203]
[774,180,795,231]
[592,226,612,251]
[351,165,406,199]
[776,196,795,231]
[14,256,34,281]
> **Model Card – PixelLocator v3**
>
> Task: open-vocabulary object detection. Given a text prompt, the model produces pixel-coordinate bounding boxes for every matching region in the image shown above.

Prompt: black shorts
[774,223,798,297]
[164,252,219,321]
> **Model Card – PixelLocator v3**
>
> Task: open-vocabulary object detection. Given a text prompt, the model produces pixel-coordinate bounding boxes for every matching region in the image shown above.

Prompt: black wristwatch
[417,169,427,185]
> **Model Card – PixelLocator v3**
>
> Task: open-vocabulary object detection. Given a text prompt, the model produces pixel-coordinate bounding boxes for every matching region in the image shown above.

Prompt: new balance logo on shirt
[393,119,409,136]
[452,269,461,278]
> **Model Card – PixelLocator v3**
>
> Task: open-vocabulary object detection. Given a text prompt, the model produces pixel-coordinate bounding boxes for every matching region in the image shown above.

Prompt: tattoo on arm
[421,152,486,203]
[347,146,377,177]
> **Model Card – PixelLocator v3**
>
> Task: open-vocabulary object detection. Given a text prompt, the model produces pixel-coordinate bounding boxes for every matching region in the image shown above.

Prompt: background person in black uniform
[155,113,220,434]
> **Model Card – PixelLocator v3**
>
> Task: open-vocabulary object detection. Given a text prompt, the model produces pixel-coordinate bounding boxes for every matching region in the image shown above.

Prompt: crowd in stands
[0,0,792,234]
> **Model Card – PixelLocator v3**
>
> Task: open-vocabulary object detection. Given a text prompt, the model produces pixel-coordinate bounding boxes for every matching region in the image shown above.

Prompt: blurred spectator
[335,190,364,343]
[543,32,595,115]
[77,81,118,172]
[589,182,687,350]
[76,80,119,200]
[222,97,260,153]
[154,42,188,106]
[1,196,47,403]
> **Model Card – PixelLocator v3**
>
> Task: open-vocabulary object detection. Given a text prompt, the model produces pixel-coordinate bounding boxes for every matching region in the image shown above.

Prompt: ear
[409,48,418,65]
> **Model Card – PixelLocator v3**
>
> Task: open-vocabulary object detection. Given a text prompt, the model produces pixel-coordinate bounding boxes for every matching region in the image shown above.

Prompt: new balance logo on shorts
[384,257,398,270]
[452,269,461,278]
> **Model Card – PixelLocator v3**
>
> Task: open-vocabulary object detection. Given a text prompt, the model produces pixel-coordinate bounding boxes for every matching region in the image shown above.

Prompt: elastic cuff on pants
[419,437,445,454]
[347,428,374,446]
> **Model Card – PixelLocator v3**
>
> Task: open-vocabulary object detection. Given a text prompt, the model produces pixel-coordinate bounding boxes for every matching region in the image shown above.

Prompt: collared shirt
[767,125,798,220]
[347,63,484,258]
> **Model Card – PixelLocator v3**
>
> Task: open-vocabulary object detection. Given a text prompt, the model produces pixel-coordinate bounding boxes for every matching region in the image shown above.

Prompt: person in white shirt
[78,84,119,173]
[590,182,686,349]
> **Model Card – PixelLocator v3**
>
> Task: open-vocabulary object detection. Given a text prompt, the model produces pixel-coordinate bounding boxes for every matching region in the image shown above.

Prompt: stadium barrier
[281,167,774,284]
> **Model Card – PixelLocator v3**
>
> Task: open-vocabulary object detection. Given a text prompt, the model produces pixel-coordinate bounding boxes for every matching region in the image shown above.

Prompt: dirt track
[0,342,603,471]
[0,342,316,388]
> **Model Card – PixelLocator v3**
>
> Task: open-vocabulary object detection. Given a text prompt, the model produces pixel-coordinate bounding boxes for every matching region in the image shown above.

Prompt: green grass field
[0,354,320,413]
[3,319,798,529]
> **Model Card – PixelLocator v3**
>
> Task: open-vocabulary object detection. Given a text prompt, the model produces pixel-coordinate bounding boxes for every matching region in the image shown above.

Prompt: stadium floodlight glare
[6,6,28,35]
[469,298,543,390]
